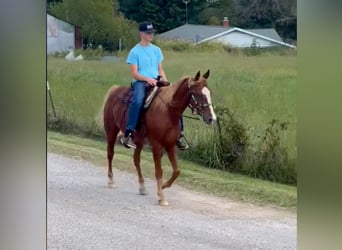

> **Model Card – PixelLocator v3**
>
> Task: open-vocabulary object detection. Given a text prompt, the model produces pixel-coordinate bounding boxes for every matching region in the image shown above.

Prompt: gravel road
[48,153,296,250]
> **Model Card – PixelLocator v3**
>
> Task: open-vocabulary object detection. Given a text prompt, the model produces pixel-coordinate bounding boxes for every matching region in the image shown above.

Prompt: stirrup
[121,133,136,149]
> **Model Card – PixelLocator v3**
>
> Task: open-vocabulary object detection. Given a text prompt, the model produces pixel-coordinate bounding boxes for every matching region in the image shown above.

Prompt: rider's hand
[146,78,157,86]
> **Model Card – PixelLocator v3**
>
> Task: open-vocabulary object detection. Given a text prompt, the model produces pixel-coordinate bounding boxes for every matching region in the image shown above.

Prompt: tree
[118,0,185,33]
[232,0,297,40]
[118,0,226,33]
[198,0,233,25]
[47,0,62,4]
[48,0,138,51]
[117,0,297,41]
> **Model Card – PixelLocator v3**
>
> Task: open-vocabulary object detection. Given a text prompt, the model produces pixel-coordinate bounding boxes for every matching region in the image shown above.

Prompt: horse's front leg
[162,145,180,189]
[152,144,168,206]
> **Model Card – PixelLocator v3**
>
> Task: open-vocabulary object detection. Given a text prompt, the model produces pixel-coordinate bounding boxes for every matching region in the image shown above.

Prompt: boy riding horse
[122,22,189,150]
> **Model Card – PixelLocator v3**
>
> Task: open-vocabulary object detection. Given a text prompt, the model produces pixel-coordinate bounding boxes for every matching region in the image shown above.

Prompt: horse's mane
[150,76,189,113]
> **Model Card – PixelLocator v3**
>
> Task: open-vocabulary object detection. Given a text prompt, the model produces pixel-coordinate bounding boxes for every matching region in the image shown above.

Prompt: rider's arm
[130,64,157,86]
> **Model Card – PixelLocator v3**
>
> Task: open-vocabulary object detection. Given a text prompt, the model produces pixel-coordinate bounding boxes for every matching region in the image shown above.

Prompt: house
[158,18,295,49]
[47,13,83,54]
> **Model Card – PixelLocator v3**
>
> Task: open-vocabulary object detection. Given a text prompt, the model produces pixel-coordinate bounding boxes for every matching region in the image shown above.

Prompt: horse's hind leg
[133,145,148,195]
[107,127,119,188]
[162,145,180,189]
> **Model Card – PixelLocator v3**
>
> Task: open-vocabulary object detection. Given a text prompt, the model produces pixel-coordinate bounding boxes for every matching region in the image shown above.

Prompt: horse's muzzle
[204,116,216,125]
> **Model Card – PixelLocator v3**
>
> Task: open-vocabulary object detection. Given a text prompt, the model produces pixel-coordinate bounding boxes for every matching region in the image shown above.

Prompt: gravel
[48,153,296,250]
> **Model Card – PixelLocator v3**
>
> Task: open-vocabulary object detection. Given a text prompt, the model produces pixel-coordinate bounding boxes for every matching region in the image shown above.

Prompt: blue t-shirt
[126,43,163,79]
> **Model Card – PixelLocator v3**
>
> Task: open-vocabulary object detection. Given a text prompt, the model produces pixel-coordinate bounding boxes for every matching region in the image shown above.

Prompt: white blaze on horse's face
[201,87,217,123]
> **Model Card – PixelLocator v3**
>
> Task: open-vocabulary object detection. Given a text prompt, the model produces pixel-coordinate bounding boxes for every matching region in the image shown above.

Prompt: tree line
[47,0,296,51]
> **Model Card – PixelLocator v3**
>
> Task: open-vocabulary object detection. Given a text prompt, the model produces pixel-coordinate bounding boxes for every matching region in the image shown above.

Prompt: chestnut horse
[99,70,217,205]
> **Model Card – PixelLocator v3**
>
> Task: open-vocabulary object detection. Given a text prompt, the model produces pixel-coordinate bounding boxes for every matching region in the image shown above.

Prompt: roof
[158,24,232,43]
[47,13,80,28]
[245,28,282,42]
[158,24,295,48]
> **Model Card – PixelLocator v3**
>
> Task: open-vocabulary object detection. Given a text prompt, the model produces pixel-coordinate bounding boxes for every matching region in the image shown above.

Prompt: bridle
[187,78,212,116]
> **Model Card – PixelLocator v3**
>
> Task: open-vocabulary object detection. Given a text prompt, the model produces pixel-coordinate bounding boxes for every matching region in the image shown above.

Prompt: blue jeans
[125,81,149,135]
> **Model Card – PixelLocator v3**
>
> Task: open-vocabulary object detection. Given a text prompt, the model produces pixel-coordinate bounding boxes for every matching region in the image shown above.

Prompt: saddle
[120,80,170,110]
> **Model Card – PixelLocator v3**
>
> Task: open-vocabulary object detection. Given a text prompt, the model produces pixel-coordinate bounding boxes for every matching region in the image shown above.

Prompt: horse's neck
[170,79,190,114]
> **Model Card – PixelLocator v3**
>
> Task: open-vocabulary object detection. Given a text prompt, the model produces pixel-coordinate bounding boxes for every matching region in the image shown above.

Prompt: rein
[154,77,211,118]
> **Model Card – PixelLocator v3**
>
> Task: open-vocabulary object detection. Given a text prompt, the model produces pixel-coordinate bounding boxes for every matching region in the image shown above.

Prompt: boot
[121,131,136,149]
[176,134,189,150]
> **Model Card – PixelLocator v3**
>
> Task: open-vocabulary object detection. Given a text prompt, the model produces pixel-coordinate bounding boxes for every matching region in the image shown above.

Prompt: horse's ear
[194,71,201,81]
[203,69,210,79]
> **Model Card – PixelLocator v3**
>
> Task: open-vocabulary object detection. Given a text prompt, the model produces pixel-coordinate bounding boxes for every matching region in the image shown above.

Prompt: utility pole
[183,0,190,24]
[65,0,69,21]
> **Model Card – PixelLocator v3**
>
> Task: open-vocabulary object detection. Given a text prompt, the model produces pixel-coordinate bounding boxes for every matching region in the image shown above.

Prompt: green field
[48,50,296,184]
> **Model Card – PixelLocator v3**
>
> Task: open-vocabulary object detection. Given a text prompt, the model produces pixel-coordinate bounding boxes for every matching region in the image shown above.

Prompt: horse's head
[187,70,217,125]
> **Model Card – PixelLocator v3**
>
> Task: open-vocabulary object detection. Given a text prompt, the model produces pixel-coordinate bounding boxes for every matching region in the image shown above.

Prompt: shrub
[181,105,249,172]
[49,48,108,60]
[48,110,102,139]
[49,51,69,58]
[153,39,192,52]
[154,39,232,53]
[244,119,296,184]
[243,39,262,56]
[74,48,104,60]
[212,105,249,171]
[180,109,296,185]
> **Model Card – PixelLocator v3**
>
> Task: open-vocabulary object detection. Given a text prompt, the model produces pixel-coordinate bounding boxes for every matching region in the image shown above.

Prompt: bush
[180,108,296,185]
[243,39,262,56]
[74,48,105,60]
[181,105,249,172]
[153,38,296,57]
[212,105,249,171]
[244,119,296,184]
[49,48,109,60]
[242,46,296,57]
[154,39,232,53]
[50,51,69,58]
[48,110,102,139]
[153,39,193,52]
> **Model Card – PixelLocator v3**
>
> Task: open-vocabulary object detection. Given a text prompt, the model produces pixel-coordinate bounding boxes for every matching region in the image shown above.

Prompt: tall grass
[48,49,296,184]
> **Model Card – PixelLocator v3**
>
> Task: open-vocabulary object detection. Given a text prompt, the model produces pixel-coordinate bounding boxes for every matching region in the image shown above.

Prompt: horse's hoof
[158,200,169,206]
[139,187,148,195]
[108,182,117,189]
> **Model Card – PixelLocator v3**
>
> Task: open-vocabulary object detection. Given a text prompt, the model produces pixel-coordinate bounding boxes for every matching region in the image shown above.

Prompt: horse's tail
[96,85,121,132]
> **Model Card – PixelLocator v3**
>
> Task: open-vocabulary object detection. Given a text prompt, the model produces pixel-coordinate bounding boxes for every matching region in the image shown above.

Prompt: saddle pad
[120,86,155,106]
[120,81,169,107]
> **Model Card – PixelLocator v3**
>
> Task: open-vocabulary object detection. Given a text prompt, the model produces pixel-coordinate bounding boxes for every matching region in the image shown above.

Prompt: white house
[158,21,295,49]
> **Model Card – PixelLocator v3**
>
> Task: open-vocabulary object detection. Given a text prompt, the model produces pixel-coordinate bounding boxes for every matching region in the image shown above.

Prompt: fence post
[47,81,57,118]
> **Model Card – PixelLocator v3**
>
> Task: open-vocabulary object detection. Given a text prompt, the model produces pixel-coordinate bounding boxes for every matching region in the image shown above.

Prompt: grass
[48,131,296,208]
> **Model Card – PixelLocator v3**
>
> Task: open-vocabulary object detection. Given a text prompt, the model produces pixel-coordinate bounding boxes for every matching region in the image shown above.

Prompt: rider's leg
[123,81,147,148]
[179,116,184,132]
[176,116,189,150]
